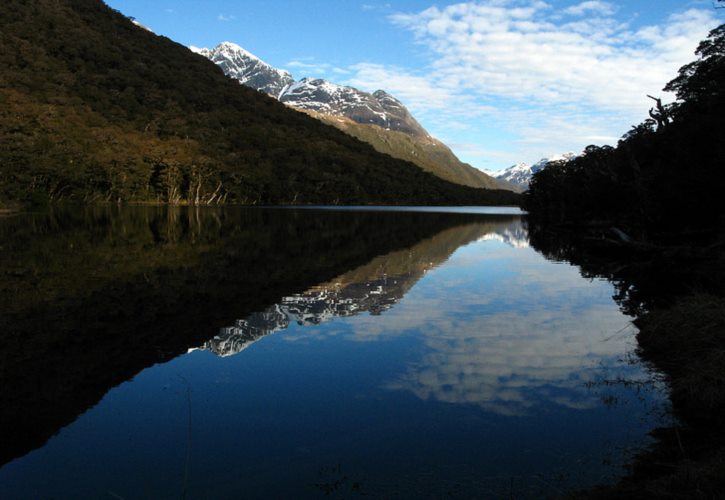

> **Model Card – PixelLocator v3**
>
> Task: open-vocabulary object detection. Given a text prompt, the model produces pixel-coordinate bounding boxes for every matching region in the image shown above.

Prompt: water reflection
[0,207,668,499]
[386,307,635,416]
[0,206,504,466]
[203,220,526,357]
[200,217,656,419]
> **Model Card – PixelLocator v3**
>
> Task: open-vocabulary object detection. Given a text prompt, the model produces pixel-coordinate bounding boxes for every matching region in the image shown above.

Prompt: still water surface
[0,207,667,498]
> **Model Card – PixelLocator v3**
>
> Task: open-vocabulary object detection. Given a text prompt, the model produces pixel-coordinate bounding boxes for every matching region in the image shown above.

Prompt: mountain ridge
[194,41,507,191]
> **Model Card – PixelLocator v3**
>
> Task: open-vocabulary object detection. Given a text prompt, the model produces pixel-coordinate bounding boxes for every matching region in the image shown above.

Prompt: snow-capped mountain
[191,42,510,191]
[280,79,428,137]
[492,153,577,190]
[192,42,429,137]
[191,42,294,98]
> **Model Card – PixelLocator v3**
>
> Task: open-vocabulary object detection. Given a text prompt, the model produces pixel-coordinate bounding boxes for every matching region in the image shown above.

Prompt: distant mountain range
[487,153,577,191]
[192,42,507,191]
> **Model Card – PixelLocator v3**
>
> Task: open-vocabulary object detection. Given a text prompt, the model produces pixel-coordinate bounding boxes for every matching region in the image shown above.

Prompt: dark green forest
[0,0,519,207]
[524,24,725,242]
[524,23,725,497]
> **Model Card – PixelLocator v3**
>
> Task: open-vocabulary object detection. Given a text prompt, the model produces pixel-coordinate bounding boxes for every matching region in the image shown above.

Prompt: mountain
[281,79,429,138]
[490,153,577,190]
[194,42,506,191]
[0,0,520,207]
[190,42,294,98]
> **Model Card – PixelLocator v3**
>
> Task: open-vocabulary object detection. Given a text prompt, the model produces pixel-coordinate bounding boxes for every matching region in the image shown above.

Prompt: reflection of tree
[527,221,725,317]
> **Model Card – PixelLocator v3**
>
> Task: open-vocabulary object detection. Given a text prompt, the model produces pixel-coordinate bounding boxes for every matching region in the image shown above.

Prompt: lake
[0,206,669,498]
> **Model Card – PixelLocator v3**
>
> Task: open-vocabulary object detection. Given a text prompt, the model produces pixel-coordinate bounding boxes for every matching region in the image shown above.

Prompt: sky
[105,0,723,172]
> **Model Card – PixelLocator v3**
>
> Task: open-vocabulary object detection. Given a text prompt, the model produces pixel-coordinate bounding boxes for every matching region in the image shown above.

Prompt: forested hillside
[524,24,725,241]
[0,0,519,206]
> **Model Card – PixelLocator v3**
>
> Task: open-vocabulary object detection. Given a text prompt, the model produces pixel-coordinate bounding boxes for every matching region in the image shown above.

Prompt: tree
[664,24,725,115]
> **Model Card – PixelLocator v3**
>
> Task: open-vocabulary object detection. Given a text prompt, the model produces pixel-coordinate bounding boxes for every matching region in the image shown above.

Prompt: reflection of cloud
[201,218,645,418]
[346,244,641,415]
[385,306,630,416]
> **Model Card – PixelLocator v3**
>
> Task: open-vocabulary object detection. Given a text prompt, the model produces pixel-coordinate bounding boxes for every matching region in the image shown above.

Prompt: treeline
[524,24,725,242]
[0,0,519,207]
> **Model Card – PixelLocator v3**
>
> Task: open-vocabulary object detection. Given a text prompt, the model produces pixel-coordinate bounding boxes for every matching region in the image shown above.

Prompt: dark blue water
[0,207,668,499]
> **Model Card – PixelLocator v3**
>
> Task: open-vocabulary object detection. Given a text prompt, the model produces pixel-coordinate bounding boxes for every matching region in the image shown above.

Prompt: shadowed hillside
[0,0,519,206]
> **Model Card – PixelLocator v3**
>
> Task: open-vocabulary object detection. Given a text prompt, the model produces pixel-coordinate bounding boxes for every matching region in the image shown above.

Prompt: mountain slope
[0,0,519,206]
[315,112,503,190]
[195,42,506,191]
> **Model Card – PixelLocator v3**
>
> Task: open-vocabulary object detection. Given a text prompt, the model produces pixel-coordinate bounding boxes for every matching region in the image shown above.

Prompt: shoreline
[572,294,725,498]
[530,227,725,498]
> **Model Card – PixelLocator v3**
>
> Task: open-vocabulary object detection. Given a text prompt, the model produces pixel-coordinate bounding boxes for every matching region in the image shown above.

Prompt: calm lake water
[0,206,668,498]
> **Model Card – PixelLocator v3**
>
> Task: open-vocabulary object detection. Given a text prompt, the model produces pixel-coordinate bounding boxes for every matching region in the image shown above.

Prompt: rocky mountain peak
[193,43,429,137]
[191,42,294,98]
[191,40,509,191]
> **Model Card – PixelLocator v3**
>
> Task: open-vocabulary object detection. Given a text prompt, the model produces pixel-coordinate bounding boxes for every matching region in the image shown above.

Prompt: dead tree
[647,95,671,131]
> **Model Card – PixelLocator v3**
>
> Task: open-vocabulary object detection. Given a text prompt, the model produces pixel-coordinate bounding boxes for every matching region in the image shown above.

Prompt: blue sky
[106,1,723,172]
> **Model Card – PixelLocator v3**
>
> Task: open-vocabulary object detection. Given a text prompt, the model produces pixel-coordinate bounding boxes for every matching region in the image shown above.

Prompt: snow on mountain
[129,17,153,33]
[493,153,577,190]
[193,42,429,137]
[191,41,515,191]
[280,79,429,137]
[202,274,413,357]
[191,41,294,98]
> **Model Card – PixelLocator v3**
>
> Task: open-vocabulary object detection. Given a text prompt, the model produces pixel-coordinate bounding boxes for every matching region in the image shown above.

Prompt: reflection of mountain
[0,207,519,467]
[204,219,526,357]
[478,222,529,248]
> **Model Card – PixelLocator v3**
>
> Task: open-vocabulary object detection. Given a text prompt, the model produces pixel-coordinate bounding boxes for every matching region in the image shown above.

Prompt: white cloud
[563,1,616,17]
[285,59,352,79]
[346,63,463,112]
[217,14,236,22]
[346,1,719,167]
[391,4,716,112]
